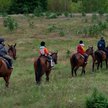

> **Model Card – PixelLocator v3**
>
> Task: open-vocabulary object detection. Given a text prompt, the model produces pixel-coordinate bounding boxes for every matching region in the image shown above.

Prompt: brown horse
[34,52,58,84]
[92,49,108,71]
[70,46,93,76]
[0,43,16,87]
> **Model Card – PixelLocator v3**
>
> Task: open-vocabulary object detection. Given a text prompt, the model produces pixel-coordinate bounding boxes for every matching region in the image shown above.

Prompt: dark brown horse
[34,52,58,84]
[92,49,108,71]
[0,43,16,87]
[70,46,93,76]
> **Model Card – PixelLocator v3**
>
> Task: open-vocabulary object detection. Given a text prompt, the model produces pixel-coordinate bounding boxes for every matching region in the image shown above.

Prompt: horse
[92,49,108,71]
[0,43,16,87]
[70,46,93,76]
[34,52,58,84]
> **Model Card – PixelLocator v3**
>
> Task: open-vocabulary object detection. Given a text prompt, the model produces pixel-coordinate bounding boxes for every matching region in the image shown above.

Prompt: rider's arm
[44,48,49,55]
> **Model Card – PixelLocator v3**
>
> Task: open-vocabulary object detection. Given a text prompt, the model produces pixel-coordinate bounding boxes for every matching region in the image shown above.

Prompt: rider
[77,40,88,64]
[97,37,108,58]
[0,38,13,69]
[39,41,54,67]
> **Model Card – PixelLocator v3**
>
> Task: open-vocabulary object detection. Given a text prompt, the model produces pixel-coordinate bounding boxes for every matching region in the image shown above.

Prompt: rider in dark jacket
[97,37,108,58]
[0,38,13,69]
[97,37,105,50]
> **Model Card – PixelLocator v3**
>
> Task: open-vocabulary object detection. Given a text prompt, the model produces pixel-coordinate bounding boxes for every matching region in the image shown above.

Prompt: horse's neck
[85,51,89,56]
[8,50,12,58]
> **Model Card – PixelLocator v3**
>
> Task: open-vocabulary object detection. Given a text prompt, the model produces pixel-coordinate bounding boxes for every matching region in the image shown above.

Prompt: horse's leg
[81,66,86,75]
[92,62,95,72]
[36,72,41,84]
[46,71,50,82]
[74,67,78,76]
[100,61,102,69]
[3,76,10,87]
[97,61,100,70]
[71,66,74,77]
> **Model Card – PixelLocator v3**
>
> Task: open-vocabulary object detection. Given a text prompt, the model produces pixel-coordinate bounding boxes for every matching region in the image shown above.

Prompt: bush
[59,30,65,37]
[66,50,71,58]
[46,12,57,19]
[33,6,43,17]
[91,13,98,22]
[86,89,108,108]
[3,16,18,31]
[47,24,57,32]
[64,11,69,17]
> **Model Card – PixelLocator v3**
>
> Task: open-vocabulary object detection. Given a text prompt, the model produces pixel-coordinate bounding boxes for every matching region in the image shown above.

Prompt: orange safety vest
[39,46,49,55]
[77,44,85,55]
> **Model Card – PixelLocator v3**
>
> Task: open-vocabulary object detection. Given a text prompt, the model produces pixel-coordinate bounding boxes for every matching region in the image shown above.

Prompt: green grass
[0,15,108,108]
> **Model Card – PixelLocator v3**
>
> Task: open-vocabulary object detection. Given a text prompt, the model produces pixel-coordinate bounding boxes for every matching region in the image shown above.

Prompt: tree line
[0,0,108,14]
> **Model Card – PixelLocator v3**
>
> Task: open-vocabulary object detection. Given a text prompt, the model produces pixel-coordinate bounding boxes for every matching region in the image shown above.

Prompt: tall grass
[0,15,108,108]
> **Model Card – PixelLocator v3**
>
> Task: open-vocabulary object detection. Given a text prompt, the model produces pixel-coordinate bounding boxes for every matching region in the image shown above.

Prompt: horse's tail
[95,51,102,62]
[35,58,42,84]
[71,54,77,66]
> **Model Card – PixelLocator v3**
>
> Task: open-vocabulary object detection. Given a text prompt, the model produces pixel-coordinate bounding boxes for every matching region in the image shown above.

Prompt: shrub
[59,30,65,37]
[86,89,108,108]
[64,11,69,17]
[3,16,18,31]
[66,50,71,58]
[91,13,98,22]
[82,12,86,17]
[46,12,57,19]
[47,24,57,32]
[33,6,43,17]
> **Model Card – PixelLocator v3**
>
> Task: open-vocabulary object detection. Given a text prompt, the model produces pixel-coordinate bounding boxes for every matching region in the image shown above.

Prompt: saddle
[0,57,10,69]
[39,55,52,68]
[78,53,85,59]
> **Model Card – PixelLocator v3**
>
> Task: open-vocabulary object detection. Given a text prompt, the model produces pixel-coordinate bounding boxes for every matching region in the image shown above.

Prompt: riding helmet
[40,41,45,46]
[79,40,83,44]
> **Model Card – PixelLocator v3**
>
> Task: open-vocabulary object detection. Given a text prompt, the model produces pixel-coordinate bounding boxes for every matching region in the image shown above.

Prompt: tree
[81,0,106,13]
[8,0,47,14]
[0,0,12,13]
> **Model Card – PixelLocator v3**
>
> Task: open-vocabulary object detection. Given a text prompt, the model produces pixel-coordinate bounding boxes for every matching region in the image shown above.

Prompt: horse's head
[86,46,93,56]
[51,52,58,64]
[8,43,17,60]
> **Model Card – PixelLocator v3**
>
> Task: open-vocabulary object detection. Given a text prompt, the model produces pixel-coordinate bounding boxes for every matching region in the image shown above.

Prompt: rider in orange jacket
[77,40,88,64]
[39,41,54,67]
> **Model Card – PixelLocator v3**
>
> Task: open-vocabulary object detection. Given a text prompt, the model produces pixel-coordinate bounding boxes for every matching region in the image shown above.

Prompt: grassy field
[0,15,108,108]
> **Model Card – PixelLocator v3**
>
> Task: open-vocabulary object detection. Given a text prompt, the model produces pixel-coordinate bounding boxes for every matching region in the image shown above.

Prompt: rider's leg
[3,55,13,68]
[48,55,54,67]
[84,54,88,63]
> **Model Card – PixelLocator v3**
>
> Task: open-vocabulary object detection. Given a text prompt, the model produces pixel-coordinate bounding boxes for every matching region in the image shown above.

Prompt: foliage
[66,49,71,58]
[70,1,81,12]
[64,11,69,17]
[47,24,57,32]
[59,30,65,37]
[46,12,57,19]
[8,0,47,14]
[47,0,71,12]
[0,0,12,13]
[33,6,43,17]
[76,21,107,37]
[86,88,108,108]
[82,0,106,13]
[91,13,98,22]
[3,16,18,31]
